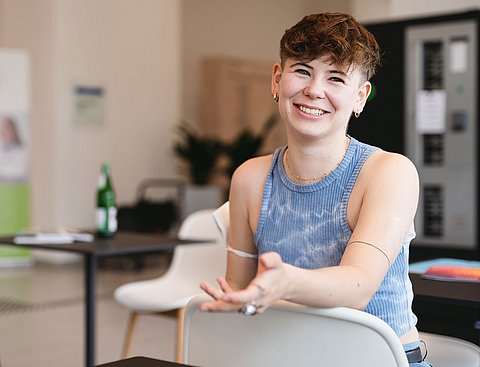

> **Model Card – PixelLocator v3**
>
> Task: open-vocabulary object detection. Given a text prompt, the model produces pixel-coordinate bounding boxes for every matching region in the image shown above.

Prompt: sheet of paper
[73,85,105,124]
[450,39,468,74]
[415,90,446,134]
[14,231,94,244]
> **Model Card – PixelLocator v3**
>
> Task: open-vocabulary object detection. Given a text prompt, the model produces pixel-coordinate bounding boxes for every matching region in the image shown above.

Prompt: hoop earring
[354,111,360,118]
[273,93,279,103]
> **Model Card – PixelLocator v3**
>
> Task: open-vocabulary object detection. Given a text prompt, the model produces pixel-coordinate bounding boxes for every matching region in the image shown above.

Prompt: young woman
[200,13,431,366]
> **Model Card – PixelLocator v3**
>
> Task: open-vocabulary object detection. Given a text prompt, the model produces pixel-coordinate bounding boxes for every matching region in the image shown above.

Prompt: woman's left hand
[199,252,288,314]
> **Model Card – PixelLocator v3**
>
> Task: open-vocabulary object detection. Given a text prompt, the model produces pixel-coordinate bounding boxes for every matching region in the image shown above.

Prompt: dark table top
[409,272,480,305]
[95,357,196,367]
[0,231,208,257]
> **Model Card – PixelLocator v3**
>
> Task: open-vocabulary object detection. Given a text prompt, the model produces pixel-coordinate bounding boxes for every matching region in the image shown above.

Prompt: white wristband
[226,243,258,259]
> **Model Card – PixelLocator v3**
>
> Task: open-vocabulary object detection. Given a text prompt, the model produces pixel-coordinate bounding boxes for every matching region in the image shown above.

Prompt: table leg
[85,254,97,367]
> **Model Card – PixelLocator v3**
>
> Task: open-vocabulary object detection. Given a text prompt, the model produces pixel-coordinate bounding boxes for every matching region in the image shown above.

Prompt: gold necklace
[284,137,350,183]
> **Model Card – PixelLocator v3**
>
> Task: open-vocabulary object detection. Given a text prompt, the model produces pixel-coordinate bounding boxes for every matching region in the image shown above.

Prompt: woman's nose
[304,79,326,99]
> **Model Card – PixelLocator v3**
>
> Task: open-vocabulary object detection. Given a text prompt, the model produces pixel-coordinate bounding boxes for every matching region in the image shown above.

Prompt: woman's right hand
[199,252,290,314]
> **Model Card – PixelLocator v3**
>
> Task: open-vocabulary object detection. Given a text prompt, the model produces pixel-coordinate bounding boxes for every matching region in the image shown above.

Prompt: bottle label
[96,207,117,235]
[98,174,106,189]
[108,207,118,233]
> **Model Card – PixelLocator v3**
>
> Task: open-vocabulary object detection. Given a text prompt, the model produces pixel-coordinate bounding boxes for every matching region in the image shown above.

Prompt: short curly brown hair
[280,13,381,82]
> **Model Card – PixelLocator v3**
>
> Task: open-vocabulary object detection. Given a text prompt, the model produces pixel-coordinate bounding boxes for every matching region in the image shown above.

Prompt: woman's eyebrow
[328,69,350,79]
[290,62,313,69]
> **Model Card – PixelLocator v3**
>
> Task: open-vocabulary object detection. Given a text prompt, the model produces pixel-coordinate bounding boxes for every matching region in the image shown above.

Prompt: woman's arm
[200,156,271,307]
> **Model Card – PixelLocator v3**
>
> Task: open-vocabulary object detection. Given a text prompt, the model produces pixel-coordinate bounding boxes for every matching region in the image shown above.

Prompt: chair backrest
[212,201,229,242]
[182,294,409,367]
[163,209,226,286]
[178,208,224,241]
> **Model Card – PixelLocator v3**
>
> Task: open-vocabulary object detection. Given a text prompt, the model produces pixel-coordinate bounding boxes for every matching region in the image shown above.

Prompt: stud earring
[273,93,279,103]
[354,111,360,118]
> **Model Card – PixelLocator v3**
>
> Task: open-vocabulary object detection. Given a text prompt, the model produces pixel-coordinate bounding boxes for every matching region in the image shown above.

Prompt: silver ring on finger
[239,301,257,316]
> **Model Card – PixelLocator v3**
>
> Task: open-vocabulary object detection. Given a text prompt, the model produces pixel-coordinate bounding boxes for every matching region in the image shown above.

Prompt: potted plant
[223,113,279,179]
[173,122,224,218]
[174,122,223,185]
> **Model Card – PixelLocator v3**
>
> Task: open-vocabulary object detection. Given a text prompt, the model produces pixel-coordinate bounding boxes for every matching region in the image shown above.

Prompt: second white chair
[418,332,480,367]
[113,208,227,360]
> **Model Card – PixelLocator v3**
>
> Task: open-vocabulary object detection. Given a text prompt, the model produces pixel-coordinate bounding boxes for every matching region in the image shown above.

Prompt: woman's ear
[271,63,282,95]
[355,81,372,113]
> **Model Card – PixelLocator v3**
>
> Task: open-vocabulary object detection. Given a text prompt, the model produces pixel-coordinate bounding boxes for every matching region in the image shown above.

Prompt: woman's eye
[330,77,345,83]
[295,69,310,76]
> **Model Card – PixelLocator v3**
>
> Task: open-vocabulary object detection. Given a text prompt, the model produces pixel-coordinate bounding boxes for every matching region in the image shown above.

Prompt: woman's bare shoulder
[230,153,275,197]
[359,150,419,200]
[366,150,418,180]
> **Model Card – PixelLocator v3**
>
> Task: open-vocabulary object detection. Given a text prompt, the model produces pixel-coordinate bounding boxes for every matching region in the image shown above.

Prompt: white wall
[0,0,181,229]
[351,0,480,22]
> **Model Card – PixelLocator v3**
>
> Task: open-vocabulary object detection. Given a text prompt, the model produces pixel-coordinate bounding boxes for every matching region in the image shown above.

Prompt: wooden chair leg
[122,311,139,358]
[175,308,185,363]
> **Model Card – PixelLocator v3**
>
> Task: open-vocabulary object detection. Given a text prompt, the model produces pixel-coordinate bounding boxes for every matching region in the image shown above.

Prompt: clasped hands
[199,252,287,315]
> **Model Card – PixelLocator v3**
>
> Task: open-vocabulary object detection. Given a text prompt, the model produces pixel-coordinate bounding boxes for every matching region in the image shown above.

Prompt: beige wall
[0,0,181,229]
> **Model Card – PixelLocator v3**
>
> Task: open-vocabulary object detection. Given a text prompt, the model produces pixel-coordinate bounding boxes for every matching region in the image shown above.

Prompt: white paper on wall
[73,85,105,125]
[450,38,468,74]
[415,90,446,134]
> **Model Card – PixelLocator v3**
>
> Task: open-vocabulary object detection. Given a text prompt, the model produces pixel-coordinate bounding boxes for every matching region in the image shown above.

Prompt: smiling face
[272,56,371,141]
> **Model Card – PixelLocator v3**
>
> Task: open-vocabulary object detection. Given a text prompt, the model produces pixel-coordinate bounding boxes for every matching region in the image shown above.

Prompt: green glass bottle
[96,163,117,237]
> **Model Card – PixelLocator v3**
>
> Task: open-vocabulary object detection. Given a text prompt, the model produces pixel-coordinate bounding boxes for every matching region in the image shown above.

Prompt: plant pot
[180,185,224,220]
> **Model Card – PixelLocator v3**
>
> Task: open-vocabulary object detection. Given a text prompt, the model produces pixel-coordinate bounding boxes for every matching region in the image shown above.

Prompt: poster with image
[0,113,29,183]
[0,49,31,266]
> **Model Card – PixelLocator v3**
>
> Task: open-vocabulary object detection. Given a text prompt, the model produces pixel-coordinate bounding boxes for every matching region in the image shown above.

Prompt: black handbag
[117,178,183,234]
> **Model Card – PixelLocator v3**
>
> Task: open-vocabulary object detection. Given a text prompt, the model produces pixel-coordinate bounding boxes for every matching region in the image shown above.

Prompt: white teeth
[298,105,324,116]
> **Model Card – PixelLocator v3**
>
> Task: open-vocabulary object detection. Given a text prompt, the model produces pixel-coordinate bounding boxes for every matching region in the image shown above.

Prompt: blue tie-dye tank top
[254,137,417,336]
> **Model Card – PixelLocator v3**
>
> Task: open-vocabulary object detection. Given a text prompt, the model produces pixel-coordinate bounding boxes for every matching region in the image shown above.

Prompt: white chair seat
[419,332,480,367]
[115,279,204,312]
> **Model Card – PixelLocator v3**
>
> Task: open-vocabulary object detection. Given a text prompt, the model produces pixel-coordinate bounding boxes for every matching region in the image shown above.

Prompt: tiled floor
[0,253,178,367]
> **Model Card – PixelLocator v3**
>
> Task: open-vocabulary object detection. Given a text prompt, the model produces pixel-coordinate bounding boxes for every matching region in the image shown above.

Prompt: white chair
[182,294,409,367]
[419,332,480,367]
[212,201,229,242]
[113,209,227,361]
